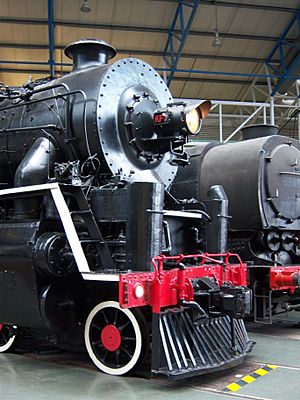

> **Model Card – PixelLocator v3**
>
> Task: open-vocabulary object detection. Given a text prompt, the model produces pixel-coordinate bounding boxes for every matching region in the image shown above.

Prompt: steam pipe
[205,185,229,254]
[14,137,57,218]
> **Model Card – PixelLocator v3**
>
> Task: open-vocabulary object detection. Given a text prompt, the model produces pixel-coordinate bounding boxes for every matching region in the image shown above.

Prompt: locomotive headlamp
[186,108,201,135]
[153,100,211,138]
[151,100,211,165]
[185,100,212,135]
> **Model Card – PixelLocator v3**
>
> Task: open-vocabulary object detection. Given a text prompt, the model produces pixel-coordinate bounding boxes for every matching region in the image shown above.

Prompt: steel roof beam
[264,8,300,96]
[47,0,55,78]
[0,67,50,75]
[153,0,298,13]
[0,66,267,85]
[0,60,283,80]
[156,67,281,79]
[162,0,200,85]
[0,42,278,63]
[172,76,266,86]
[0,17,293,43]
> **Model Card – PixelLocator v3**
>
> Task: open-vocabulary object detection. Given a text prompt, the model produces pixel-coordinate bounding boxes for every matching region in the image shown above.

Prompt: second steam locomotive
[172,124,300,323]
[0,39,253,379]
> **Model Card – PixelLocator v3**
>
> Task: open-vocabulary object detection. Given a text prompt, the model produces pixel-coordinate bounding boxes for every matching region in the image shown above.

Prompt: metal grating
[153,307,254,380]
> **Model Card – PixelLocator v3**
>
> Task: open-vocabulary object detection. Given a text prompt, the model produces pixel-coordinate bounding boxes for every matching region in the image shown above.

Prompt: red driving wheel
[84,301,149,376]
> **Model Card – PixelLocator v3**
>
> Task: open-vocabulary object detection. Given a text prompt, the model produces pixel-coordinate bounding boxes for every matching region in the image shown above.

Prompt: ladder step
[70,210,91,215]
[80,239,105,244]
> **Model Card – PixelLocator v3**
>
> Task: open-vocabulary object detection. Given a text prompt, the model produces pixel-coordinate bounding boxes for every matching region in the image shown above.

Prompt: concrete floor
[1,319,300,400]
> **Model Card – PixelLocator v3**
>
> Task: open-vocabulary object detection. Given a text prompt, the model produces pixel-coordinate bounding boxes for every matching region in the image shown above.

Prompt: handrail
[151,252,244,275]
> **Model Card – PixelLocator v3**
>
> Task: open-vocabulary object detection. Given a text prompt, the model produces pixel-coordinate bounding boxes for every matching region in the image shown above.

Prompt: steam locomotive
[172,124,300,323]
[0,39,252,379]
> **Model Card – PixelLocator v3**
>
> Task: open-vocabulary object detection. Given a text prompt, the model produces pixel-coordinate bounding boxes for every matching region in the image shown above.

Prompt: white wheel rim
[0,325,17,352]
[84,301,142,376]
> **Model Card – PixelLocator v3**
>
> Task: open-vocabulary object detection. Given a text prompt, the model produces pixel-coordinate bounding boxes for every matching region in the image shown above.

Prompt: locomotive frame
[0,181,252,378]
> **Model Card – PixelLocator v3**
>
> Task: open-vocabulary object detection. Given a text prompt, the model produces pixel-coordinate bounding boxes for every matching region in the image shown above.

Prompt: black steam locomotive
[172,124,300,322]
[0,39,252,379]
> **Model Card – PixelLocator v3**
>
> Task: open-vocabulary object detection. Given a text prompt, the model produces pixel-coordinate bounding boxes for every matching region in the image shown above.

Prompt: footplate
[151,308,254,380]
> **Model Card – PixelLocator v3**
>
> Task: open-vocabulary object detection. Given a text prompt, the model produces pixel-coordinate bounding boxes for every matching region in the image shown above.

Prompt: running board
[151,308,254,380]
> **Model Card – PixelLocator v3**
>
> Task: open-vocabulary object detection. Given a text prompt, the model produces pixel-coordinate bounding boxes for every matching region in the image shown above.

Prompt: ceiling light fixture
[80,0,91,13]
[212,2,221,48]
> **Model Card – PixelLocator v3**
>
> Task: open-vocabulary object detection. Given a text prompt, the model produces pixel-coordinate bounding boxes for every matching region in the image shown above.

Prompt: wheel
[0,324,20,352]
[84,301,149,376]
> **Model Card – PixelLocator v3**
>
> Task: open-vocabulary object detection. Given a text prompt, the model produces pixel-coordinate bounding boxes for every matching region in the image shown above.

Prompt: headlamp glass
[186,108,201,134]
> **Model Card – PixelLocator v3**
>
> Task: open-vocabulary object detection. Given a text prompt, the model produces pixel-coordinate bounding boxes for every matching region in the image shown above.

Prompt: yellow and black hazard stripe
[223,364,278,393]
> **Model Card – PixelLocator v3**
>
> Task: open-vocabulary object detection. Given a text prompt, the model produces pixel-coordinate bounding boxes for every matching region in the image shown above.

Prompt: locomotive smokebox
[241,124,279,140]
[65,38,117,70]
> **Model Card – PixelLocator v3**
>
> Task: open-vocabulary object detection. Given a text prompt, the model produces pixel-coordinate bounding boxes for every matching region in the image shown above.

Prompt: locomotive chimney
[64,38,116,71]
[241,124,279,140]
